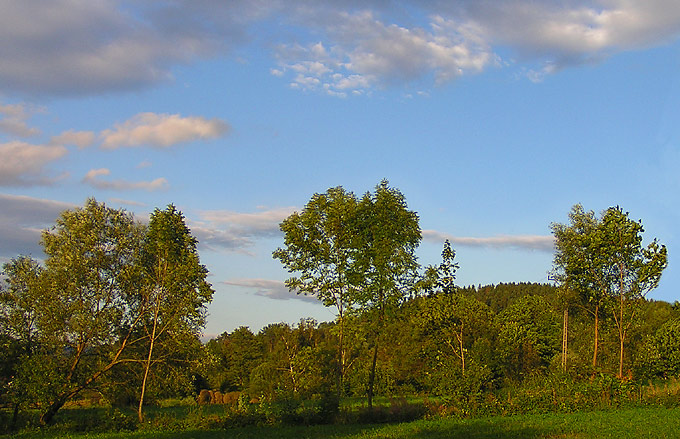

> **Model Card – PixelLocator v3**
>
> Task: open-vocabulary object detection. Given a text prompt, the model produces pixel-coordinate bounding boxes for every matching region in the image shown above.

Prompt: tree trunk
[367,341,379,409]
[138,337,155,422]
[139,301,159,423]
[592,305,599,370]
[40,396,67,425]
[618,335,625,379]
[562,308,568,372]
[337,314,346,398]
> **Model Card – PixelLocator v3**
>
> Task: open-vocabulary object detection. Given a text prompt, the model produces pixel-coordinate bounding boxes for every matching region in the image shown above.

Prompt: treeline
[202,282,680,405]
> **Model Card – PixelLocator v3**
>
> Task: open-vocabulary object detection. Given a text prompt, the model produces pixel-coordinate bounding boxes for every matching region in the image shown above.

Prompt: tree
[552,204,667,377]
[354,180,421,407]
[274,180,421,407]
[273,186,360,395]
[136,205,213,422]
[598,207,667,378]
[0,257,44,428]
[496,295,560,380]
[36,199,146,424]
[551,204,607,370]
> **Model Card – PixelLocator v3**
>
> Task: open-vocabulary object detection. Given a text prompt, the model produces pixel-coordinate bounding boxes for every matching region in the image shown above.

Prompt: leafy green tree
[273,186,360,394]
[552,205,667,378]
[551,204,607,370]
[354,180,421,407]
[0,257,44,427]
[598,207,667,378]
[136,205,213,421]
[274,180,421,407]
[36,199,146,424]
[496,295,560,380]
[636,318,680,379]
[207,326,263,392]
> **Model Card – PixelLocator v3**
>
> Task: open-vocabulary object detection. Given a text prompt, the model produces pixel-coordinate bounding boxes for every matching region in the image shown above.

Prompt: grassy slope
[7,406,680,439]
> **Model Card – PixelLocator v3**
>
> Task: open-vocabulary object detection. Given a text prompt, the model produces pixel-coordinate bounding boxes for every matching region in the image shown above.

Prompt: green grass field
[6,406,680,439]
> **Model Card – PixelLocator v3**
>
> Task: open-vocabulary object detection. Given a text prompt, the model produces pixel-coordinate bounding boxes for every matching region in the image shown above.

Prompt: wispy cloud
[100,113,229,149]
[191,207,296,252]
[423,229,555,252]
[222,278,318,303]
[82,168,169,191]
[0,141,68,186]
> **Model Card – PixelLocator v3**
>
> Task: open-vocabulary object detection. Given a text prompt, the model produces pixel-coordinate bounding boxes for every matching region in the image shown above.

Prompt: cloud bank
[1,1,679,97]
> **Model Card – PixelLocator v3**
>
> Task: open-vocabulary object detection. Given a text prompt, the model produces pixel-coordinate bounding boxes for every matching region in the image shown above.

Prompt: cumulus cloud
[423,229,555,252]
[100,113,230,149]
[82,168,169,191]
[275,11,493,96]
[222,278,318,303]
[0,141,68,186]
[191,207,296,252]
[0,102,42,137]
[50,130,96,148]
[0,193,74,258]
[274,0,680,93]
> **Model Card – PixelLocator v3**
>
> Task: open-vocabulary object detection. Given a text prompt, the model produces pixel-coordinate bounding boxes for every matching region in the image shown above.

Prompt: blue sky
[2,0,680,337]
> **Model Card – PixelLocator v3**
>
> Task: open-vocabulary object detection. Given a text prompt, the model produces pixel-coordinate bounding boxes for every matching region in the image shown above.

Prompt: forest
[2,182,679,436]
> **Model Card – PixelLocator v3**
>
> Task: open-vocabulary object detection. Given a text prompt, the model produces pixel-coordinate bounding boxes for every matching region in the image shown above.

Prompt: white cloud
[423,229,555,252]
[50,130,95,148]
[0,141,68,186]
[100,113,229,149]
[222,278,318,303]
[82,168,169,191]
[0,102,42,137]
[0,193,75,257]
[274,11,493,95]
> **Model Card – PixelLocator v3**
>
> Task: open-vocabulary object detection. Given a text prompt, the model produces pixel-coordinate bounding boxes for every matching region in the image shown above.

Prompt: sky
[2,0,680,338]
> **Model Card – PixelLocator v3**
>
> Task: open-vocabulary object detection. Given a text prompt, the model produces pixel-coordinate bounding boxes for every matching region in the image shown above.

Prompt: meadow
[5,405,680,439]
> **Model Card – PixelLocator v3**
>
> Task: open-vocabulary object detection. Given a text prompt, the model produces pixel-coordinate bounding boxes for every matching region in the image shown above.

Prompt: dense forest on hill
[2,187,680,434]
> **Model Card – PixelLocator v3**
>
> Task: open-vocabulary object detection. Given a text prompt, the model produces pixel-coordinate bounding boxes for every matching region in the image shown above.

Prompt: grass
[5,406,680,439]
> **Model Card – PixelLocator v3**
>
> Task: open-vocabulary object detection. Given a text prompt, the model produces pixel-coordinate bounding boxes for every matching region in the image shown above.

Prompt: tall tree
[274,180,421,407]
[598,207,667,378]
[552,204,667,377]
[37,199,146,424]
[354,180,421,407]
[136,205,213,422]
[551,204,609,370]
[0,257,44,428]
[273,186,361,395]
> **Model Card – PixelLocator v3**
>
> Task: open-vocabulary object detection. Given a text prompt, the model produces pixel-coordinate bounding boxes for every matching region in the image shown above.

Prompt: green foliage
[552,204,668,377]
[136,204,214,421]
[496,295,560,380]
[635,318,680,380]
